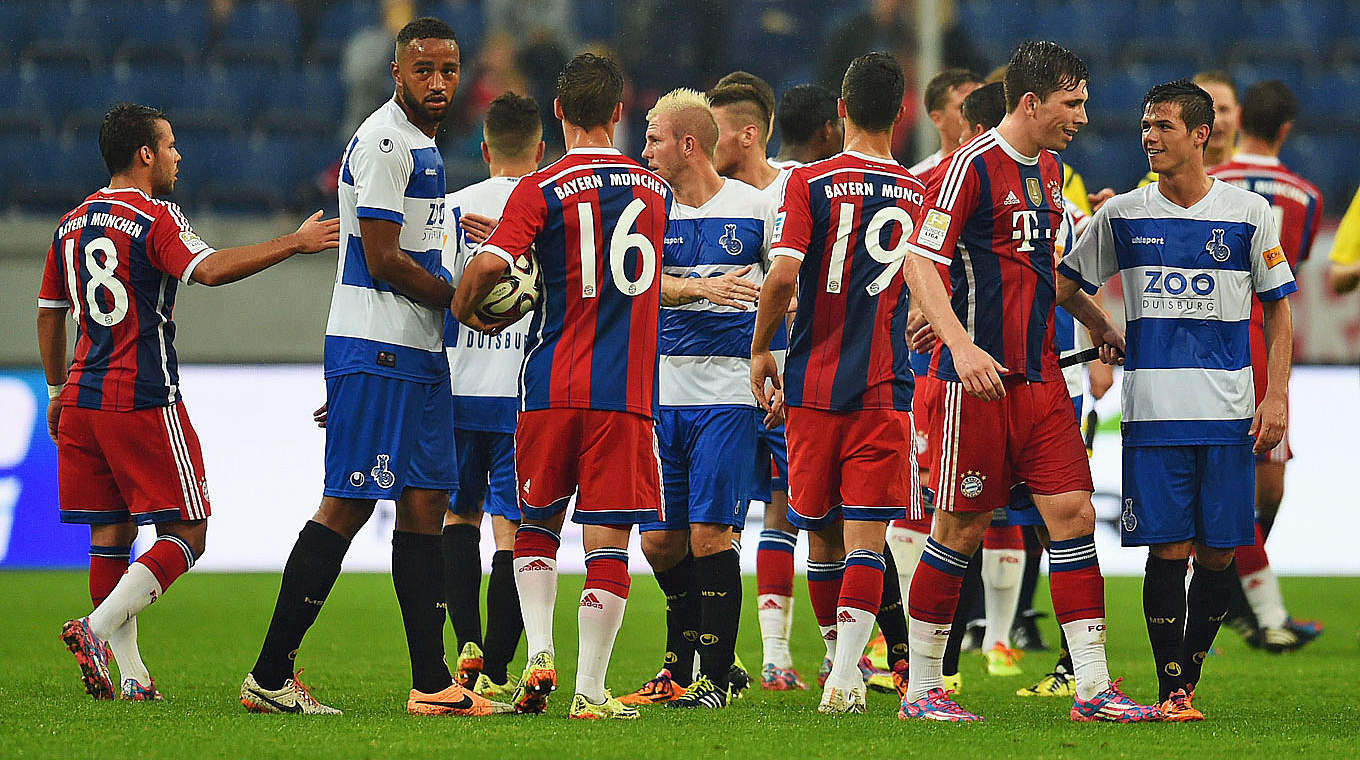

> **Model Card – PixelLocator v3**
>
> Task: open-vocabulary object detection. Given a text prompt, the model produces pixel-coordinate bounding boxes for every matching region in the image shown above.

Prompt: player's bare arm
[901,252,1008,400]
[1251,296,1293,454]
[359,217,455,309]
[749,256,797,415]
[660,266,759,308]
[1055,274,1125,364]
[35,305,68,442]
[191,211,340,286]
[459,212,498,245]
[449,250,512,332]
[1330,260,1360,295]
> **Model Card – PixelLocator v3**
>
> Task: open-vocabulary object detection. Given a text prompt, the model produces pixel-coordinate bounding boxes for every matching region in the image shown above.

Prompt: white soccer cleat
[240,672,342,715]
[817,684,866,714]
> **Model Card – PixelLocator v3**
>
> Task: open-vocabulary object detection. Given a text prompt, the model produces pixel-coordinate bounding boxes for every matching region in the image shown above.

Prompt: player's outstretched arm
[1330,261,1360,295]
[459,213,498,245]
[36,306,68,442]
[192,211,340,286]
[1056,274,1125,365]
[661,266,759,308]
[902,253,1007,400]
[750,257,797,415]
[1251,297,1293,454]
[450,251,513,332]
[357,217,455,308]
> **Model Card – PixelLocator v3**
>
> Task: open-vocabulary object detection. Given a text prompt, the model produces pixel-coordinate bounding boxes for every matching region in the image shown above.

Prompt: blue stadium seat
[957,0,1036,61]
[316,0,379,43]
[424,1,484,52]
[114,0,208,49]
[1231,62,1306,95]
[222,0,300,44]
[254,69,346,136]
[577,0,617,42]
[0,71,57,121]
[9,138,106,214]
[1282,134,1357,210]
[1300,69,1360,123]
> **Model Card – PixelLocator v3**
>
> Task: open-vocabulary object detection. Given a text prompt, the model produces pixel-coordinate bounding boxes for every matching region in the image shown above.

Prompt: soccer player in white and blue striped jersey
[1058,80,1296,721]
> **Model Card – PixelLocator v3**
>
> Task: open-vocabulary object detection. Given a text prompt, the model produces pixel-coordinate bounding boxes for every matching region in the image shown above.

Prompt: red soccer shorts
[913,373,941,476]
[929,377,1092,514]
[785,406,919,531]
[515,408,662,526]
[58,403,212,525]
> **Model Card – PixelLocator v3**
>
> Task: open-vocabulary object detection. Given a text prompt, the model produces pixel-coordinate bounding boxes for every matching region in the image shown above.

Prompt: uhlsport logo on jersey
[370,454,396,489]
[1204,228,1231,262]
[718,223,744,255]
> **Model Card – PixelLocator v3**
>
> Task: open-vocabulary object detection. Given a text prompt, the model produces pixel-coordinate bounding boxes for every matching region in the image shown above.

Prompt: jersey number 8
[577,197,656,298]
[826,203,915,296]
[64,236,129,327]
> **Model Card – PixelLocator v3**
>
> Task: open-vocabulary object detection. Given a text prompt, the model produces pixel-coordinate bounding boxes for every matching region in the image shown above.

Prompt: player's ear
[138,144,155,167]
[893,103,905,128]
[1277,120,1293,145]
[534,140,546,164]
[611,101,624,125]
[481,142,492,166]
[390,59,399,85]
[837,98,848,119]
[553,98,564,120]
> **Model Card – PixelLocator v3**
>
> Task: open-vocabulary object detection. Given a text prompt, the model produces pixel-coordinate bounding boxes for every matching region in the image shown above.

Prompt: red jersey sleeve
[1300,189,1324,265]
[480,175,548,267]
[37,238,70,308]
[147,203,216,283]
[769,166,813,262]
[905,154,981,266]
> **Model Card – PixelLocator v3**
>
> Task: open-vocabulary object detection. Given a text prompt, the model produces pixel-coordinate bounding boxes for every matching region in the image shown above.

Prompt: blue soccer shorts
[1120,442,1256,548]
[323,372,458,500]
[750,410,789,502]
[450,427,520,520]
[642,405,757,532]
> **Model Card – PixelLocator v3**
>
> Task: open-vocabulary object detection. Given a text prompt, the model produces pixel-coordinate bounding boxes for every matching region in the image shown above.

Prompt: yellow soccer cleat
[569,690,639,720]
[942,672,963,695]
[1016,670,1075,698]
[455,641,484,689]
[984,643,1024,677]
[472,671,519,702]
[510,651,557,714]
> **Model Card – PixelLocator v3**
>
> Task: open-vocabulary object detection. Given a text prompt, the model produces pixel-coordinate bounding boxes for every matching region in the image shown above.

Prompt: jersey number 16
[577,198,656,298]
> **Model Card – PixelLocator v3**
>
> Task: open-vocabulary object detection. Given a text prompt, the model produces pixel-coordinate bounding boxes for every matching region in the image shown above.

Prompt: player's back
[442,175,527,427]
[1209,154,1322,269]
[40,187,214,411]
[906,129,1067,383]
[772,151,924,411]
[487,147,672,417]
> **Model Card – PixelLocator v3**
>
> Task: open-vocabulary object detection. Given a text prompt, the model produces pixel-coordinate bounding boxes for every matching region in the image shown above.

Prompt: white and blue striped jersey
[660,178,776,407]
[441,175,529,433]
[1059,179,1296,446]
[325,99,448,382]
[760,165,795,371]
[1054,203,1089,399]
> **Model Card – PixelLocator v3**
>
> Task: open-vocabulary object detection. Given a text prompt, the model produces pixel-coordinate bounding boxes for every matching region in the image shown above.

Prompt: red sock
[89,546,130,607]
[513,524,561,560]
[807,560,844,628]
[582,550,630,599]
[1048,535,1105,624]
[982,524,1024,550]
[839,551,885,614]
[756,529,796,597]
[907,538,969,624]
[1235,523,1270,576]
[135,535,194,592]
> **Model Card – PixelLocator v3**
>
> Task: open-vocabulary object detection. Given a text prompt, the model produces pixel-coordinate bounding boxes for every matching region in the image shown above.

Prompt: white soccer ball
[476,251,540,322]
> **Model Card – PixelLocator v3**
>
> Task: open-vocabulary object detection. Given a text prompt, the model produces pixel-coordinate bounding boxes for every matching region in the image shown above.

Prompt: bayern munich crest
[960,470,986,499]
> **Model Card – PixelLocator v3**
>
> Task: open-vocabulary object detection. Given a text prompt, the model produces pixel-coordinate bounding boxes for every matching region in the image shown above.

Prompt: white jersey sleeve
[1245,195,1295,299]
[350,126,415,223]
[1059,200,1119,294]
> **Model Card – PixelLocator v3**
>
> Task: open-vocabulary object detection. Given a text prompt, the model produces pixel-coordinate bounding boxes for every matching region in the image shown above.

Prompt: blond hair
[647,88,719,157]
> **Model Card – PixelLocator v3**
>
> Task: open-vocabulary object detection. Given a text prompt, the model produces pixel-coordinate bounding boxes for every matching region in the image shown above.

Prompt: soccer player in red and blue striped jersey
[752,52,923,714]
[899,41,1157,723]
[40,103,338,703]
[452,53,671,721]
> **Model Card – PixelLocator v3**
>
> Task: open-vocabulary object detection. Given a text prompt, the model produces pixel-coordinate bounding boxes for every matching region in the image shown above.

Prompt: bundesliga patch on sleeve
[772,211,786,242]
[179,231,211,254]
[918,209,951,251]
[1263,245,1286,269]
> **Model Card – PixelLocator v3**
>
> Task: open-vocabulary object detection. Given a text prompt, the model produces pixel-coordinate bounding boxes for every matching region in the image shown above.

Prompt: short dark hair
[396,16,457,51]
[924,68,984,113]
[962,82,1006,132]
[707,83,772,139]
[1143,79,1216,143]
[841,52,905,133]
[556,52,625,129]
[484,92,542,157]
[1239,80,1297,142]
[99,103,166,175]
[1003,41,1089,111]
[777,84,839,146]
[714,71,775,127]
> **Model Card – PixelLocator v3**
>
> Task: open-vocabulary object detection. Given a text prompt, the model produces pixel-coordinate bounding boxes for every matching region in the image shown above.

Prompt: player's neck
[107,173,153,197]
[672,162,725,207]
[394,96,440,138]
[996,116,1040,158]
[842,126,894,160]
[731,151,779,190]
[562,122,616,152]
[488,160,537,178]
[1157,165,1214,209]
[1235,135,1280,159]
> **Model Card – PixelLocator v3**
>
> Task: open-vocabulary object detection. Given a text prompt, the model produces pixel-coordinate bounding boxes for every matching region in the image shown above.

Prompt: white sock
[981,548,1025,650]
[828,606,875,690]
[906,616,950,701]
[1061,618,1111,701]
[887,526,928,593]
[1241,567,1289,629]
[576,588,627,702]
[757,594,794,668]
[88,563,162,641]
[513,555,558,658]
[819,624,838,662]
[108,617,151,686]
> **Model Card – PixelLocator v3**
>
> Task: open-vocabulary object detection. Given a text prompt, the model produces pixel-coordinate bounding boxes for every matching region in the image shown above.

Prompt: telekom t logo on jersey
[1010,210,1055,253]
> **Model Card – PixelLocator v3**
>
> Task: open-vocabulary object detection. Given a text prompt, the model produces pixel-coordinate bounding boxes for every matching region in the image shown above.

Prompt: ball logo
[1192,650,1207,665]
[378,137,394,153]
[1204,228,1231,262]
[960,470,985,499]
[349,471,366,487]
[1121,498,1138,532]
[1164,661,1182,677]
[699,633,719,646]
[370,454,396,489]
[718,223,744,255]
[684,629,700,642]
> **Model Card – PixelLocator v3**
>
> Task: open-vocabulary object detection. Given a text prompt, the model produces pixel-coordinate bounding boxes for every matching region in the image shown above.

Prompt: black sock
[482,549,523,683]
[1225,558,1255,626]
[1144,555,1189,701]
[877,543,909,670]
[1016,532,1042,622]
[1182,560,1236,692]
[1257,514,1276,540]
[252,520,349,690]
[393,531,453,694]
[441,523,483,650]
[655,552,698,686]
[1055,627,1072,675]
[943,549,982,677]
[695,548,743,689]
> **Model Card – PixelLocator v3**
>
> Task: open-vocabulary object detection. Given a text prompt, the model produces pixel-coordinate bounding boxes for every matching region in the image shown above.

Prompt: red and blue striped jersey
[38,187,215,411]
[905,129,1066,383]
[480,148,671,418]
[770,151,924,412]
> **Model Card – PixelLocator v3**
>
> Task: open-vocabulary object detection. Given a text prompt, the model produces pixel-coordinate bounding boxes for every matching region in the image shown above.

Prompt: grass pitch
[2,570,1356,759]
